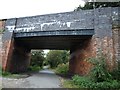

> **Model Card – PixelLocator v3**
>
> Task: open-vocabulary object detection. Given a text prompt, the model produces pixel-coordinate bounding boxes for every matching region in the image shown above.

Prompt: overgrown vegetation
[88,55,112,82]
[72,75,120,88]
[62,79,79,88]
[67,55,120,89]
[55,62,69,75]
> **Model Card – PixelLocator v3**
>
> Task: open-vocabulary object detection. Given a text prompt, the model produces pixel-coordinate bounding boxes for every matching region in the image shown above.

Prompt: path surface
[2,69,61,88]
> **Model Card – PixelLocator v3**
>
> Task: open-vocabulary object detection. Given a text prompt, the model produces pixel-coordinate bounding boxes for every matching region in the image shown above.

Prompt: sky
[0,0,85,19]
[0,0,85,54]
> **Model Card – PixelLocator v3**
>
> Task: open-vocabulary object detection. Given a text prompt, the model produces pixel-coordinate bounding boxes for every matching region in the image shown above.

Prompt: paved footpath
[2,69,61,88]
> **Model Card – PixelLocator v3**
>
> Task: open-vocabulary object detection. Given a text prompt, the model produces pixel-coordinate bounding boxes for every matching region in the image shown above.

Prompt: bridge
[2,7,120,75]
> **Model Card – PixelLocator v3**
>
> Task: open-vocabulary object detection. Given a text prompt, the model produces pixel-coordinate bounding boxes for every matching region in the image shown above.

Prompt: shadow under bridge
[14,29,94,50]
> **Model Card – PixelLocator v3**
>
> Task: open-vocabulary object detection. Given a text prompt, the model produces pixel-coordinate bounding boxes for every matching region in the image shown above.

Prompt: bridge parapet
[5,10,94,33]
[5,7,119,35]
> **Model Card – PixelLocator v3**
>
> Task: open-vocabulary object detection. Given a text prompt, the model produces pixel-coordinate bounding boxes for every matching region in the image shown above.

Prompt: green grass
[1,70,28,78]
[63,80,79,88]
[60,77,79,88]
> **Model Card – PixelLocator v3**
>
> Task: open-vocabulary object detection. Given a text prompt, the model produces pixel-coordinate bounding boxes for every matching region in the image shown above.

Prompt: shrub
[110,64,120,81]
[70,54,120,89]
[72,75,120,88]
[55,63,69,75]
[72,75,93,88]
[88,55,112,82]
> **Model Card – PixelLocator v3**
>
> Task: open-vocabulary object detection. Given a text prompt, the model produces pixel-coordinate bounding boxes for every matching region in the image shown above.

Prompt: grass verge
[60,77,79,88]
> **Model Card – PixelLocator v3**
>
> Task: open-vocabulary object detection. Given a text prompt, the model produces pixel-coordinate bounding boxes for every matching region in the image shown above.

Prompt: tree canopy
[46,50,69,68]
[75,2,120,11]
[30,50,45,67]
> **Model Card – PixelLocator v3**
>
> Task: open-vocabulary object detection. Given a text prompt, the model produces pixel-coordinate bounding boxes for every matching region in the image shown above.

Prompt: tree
[30,50,45,67]
[46,50,69,68]
[75,2,120,11]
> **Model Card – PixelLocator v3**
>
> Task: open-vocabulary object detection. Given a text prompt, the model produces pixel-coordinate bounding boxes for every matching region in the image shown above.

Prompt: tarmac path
[2,69,61,88]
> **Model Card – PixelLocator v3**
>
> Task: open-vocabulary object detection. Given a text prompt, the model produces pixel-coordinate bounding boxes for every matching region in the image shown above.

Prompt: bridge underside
[2,29,95,74]
[7,33,93,74]
[14,35,92,50]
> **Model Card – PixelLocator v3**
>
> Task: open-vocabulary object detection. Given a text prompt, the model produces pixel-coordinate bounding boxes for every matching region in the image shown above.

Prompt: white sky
[0,0,85,54]
[0,0,85,19]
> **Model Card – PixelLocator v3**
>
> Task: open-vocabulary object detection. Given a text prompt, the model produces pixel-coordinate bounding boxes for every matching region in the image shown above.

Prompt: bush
[55,63,69,75]
[70,54,120,89]
[110,64,120,81]
[72,75,93,88]
[72,75,120,88]
[88,55,112,82]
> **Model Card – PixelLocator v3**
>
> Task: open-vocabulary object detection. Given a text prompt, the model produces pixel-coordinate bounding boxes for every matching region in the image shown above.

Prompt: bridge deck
[15,35,92,50]
[14,29,94,38]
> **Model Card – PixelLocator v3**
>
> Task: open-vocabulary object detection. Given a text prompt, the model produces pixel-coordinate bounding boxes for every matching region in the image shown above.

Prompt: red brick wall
[8,44,31,73]
[69,34,117,75]
[69,37,95,75]
[0,20,5,30]
[113,28,120,69]
[2,38,14,71]
[0,34,2,66]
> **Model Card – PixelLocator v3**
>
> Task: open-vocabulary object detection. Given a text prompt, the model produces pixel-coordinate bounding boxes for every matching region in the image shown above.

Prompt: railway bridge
[2,7,120,75]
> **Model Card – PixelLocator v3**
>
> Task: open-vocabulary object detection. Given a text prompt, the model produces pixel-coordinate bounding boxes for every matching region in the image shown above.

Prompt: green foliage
[28,65,41,71]
[63,80,79,88]
[2,71,28,78]
[72,75,93,88]
[110,64,120,81]
[0,66,12,76]
[55,63,69,75]
[70,54,120,88]
[30,50,45,67]
[88,56,112,82]
[72,75,120,88]
[46,50,69,68]
[75,2,120,11]
[2,71,12,76]
[0,29,5,33]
